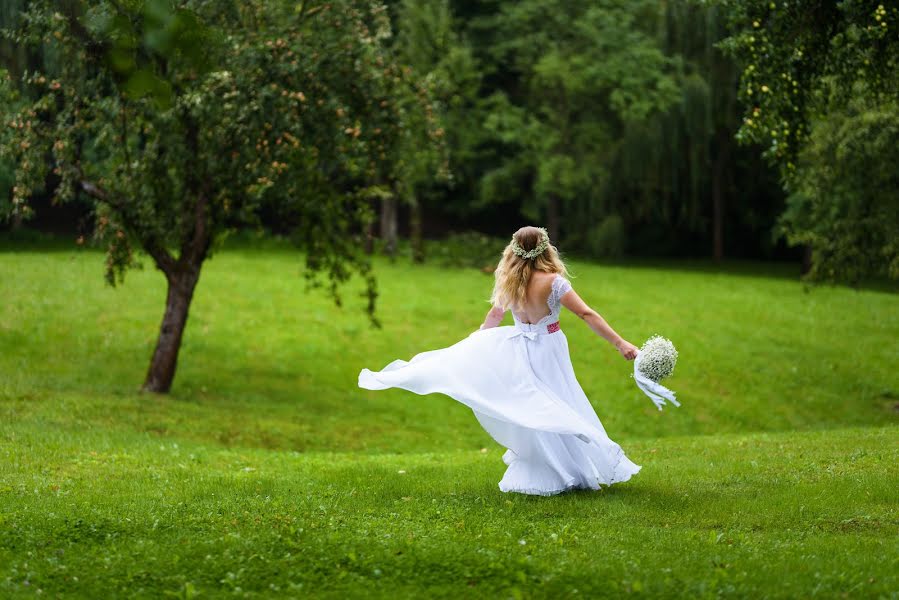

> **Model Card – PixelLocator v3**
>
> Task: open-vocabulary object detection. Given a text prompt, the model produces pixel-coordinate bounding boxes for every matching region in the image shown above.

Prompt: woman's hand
[615,339,638,361]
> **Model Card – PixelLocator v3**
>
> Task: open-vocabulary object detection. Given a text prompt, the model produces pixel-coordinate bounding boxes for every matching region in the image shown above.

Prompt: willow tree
[472,0,680,244]
[608,1,769,261]
[1,0,439,392]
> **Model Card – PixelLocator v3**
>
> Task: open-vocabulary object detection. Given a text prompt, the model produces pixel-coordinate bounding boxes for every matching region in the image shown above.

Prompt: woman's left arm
[479,305,506,330]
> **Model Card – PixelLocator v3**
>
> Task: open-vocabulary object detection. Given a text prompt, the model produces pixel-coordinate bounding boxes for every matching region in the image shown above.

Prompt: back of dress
[510,274,573,330]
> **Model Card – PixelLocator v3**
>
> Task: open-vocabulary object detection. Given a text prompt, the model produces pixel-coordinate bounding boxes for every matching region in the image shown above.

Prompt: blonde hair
[490,226,570,311]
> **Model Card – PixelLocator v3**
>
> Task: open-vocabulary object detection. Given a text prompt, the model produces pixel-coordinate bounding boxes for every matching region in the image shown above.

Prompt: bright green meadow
[1,243,897,598]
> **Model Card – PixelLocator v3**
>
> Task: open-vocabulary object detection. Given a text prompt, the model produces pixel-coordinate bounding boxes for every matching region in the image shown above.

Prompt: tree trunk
[410,197,424,263]
[142,268,201,393]
[364,219,375,255]
[711,131,730,263]
[380,195,398,257]
[800,244,813,276]
[711,165,724,263]
[546,195,560,244]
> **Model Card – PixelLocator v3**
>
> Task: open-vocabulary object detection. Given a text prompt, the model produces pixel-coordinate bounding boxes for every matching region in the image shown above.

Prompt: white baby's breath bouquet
[636,335,678,381]
[633,335,680,411]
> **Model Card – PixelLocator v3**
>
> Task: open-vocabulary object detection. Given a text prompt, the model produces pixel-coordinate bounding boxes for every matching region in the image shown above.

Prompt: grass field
[1,242,897,598]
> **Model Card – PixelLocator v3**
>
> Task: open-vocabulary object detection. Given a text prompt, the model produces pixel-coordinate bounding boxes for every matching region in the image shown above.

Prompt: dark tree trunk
[142,267,201,393]
[364,219,375,255]
[410,198,424,263]
[800,245,813,276]
[75,107,210,395]
[380,195,398,257]
[546,195,560,244]
[712,167,724,262]
[711,131,730,263]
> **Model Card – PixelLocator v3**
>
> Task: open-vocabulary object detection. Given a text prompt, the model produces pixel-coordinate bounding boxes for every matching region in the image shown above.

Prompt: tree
[0,68,17,216]
[719,0,899,281]
[392,0,785,261]
[603,1,785,262]
[1,0,48,229]
[779,101,899,281]
[376,0,460,262]
[472,0,680,244]
[1,0,440,392]
[0,1,31,83]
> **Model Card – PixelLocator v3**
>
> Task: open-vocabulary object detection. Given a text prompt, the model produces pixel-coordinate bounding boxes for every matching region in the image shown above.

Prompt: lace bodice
[511,275,573,329]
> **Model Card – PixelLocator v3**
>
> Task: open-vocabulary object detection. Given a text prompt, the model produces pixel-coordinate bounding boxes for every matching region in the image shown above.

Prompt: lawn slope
[1,421,896,597]
[1,245,897,597]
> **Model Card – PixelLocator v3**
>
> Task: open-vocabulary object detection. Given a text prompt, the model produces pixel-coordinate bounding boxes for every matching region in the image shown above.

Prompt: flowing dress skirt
[358,324,640,495]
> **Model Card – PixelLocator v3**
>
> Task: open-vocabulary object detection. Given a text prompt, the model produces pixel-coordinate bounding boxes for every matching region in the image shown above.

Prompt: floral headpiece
[511,227,550,259]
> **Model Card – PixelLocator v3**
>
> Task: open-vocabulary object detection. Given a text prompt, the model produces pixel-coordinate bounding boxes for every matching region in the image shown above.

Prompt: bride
[359,226,641,496]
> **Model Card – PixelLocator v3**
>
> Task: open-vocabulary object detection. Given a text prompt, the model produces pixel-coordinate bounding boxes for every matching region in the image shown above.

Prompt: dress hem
[498,439,641,496]
[499,465,641,497]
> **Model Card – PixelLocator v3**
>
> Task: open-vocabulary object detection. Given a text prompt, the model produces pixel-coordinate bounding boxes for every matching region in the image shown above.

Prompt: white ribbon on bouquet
[633,350,680,411]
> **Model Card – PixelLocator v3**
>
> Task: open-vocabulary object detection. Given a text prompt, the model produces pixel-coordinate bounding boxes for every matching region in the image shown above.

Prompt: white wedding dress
[358,275,640,496]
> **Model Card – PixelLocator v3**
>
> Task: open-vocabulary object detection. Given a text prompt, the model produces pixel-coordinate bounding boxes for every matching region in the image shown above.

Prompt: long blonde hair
[490,226,570,311]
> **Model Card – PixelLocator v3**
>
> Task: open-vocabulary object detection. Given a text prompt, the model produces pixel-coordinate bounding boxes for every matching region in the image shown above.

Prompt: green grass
[1,243,897,598]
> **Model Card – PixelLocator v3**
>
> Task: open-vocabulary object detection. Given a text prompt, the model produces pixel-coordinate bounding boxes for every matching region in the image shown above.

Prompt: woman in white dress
[358,226,641,496]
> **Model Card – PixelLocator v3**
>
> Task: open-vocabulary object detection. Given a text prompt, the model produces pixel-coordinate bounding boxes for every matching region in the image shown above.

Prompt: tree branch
[177,111,210,268]
[79,178,177,275]
[184,188,209,267]
[60,5,107,62]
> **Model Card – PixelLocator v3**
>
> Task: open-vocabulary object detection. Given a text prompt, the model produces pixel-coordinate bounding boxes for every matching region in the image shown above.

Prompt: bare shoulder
[528,270,556,291]
[538,270,571,289]
[533,270,559,282]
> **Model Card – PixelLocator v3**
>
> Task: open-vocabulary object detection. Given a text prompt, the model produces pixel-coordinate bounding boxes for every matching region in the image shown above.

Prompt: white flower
[511,227,550,259]
[636,335,678,382]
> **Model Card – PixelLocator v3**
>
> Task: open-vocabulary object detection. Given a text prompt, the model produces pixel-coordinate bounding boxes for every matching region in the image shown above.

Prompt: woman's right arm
[560,290,638,360]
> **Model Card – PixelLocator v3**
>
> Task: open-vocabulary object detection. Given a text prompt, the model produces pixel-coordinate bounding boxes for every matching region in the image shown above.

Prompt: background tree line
[390,0,788,265]
[385,0,897,280]
[4,1,896,274]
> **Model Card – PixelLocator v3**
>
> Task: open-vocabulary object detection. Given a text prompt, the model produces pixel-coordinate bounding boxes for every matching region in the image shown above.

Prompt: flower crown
[511,227,550,259]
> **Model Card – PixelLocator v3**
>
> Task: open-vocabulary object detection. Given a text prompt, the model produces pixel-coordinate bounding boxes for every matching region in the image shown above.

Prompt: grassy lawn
[1,243,897,597]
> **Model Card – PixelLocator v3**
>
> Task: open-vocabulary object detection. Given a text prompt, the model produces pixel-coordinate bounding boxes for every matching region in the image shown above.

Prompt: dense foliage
[393,0,898,276]
[6,1,897,282]
[385,0,787,261]
[473,0,681,243]
[720,0,899,281]
[780,102,899,281]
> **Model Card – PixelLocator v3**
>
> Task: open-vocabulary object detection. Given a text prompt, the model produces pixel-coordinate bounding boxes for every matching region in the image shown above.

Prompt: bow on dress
[509,329,541,341]
[633,351,681,411]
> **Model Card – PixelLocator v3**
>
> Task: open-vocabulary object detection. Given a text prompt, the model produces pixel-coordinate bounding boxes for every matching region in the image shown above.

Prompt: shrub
[587,214,626,258]
[426,231,507,270]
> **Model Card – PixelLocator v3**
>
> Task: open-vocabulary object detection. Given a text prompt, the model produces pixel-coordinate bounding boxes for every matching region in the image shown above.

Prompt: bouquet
[633,335,680,411]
